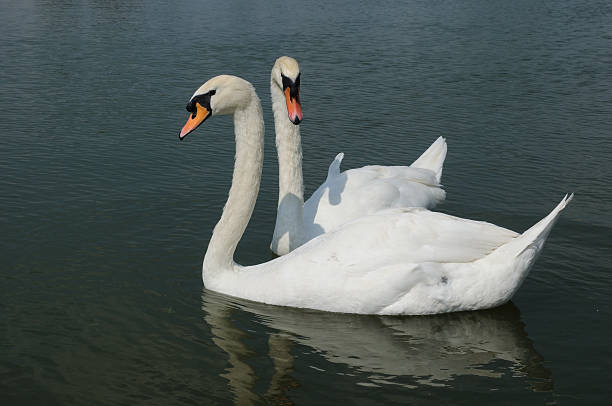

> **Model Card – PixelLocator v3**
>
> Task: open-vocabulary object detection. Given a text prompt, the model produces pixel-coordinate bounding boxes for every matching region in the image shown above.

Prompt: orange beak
[179,103,210,140]
[284,88,302,125]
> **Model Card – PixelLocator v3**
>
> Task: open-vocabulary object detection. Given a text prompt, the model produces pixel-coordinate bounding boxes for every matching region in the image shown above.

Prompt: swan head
[271,56,302,125]
[179,75,256,140]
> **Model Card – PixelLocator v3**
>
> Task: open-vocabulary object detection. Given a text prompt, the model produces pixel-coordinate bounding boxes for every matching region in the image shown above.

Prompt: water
[1,0,611,404]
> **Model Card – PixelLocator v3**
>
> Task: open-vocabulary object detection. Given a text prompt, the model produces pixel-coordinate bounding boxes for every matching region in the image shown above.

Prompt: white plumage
[179,74,572,316]
[270,57,447,255]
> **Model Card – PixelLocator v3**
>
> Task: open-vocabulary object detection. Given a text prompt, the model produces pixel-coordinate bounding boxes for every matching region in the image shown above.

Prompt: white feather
[184,74,572,316]
[270,57,447,255]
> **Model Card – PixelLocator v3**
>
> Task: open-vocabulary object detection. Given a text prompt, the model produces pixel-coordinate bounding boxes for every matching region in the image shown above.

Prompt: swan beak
[284,88,302,125]
[179,103,210,140]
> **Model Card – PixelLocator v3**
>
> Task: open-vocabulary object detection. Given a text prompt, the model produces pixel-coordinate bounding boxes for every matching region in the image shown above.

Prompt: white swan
[270,56,448,255]
[179,74,572,316]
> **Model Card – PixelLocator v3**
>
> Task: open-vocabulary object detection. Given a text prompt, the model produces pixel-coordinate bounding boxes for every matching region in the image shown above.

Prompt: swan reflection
[202,289,551,403]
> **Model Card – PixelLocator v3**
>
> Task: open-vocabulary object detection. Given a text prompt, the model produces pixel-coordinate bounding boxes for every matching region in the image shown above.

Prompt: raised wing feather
[303,163,446,237]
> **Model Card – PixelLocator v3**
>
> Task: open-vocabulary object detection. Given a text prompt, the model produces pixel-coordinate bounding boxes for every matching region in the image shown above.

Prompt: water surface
[1,0,611,404]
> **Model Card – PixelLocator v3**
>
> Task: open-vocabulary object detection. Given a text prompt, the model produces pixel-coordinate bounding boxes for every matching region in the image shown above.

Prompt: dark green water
[1,0,611,404]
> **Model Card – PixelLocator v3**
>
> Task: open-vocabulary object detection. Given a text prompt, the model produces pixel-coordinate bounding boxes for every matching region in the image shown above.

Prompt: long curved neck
[203,95,264,274]
[270,83,305,252]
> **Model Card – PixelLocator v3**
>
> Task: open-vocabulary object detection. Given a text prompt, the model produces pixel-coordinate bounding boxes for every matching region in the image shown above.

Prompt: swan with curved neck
[179,74,572,316]
[270,56,448,255]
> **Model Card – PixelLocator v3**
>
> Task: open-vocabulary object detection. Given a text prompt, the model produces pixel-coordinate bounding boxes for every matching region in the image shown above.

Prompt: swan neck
[203,95,264,274]
[271,83,305,253]
[272,85,304,203]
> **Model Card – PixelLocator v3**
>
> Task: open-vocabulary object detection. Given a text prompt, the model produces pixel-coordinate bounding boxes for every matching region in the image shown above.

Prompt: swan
[179,74,572,316]
[270,56,448,255]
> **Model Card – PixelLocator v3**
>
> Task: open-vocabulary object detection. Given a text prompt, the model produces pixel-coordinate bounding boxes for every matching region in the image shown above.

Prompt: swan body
[179,74,572,316]
[270,57,447,255]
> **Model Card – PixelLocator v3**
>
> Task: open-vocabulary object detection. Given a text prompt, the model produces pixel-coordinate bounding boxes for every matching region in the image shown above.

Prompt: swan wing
[303,208,519,267]
[303,162,446,238]
[219,196,571,316]
[223,208,517,314]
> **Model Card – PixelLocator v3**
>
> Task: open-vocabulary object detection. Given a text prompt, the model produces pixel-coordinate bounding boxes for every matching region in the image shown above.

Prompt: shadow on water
[202,289,552,405]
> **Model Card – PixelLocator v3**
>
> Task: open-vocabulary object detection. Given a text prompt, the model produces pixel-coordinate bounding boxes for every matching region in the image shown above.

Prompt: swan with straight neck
[270,56,449,256]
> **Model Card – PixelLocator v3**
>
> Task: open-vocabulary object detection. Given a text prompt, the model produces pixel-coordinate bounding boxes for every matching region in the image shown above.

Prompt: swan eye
[281,73,300,89]
[186,90,215,118]
[281,74,300,102]
[281,74,292,90]
[186,100,196,116]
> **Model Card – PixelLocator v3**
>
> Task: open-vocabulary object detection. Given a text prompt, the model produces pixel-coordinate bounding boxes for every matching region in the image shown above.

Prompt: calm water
[1,0,611,404]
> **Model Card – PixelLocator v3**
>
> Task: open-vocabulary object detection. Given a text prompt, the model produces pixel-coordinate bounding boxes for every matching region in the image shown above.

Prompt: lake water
[1,0,611,404]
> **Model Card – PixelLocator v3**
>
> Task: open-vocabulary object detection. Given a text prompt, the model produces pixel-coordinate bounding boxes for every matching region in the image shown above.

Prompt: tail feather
[473,194,573,308]
[515,193,573,257]
[410,136,447,183]
[484,194,573,263]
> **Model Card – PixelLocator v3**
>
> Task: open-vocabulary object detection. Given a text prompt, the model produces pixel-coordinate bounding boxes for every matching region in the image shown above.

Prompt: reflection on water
[202,290,551,404]
[3,0,609,402]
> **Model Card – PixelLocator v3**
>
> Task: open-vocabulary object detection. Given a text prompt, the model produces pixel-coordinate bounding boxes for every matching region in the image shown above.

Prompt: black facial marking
[281,73,301,103]
[186,90,215,118]
[281,74,292,90]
